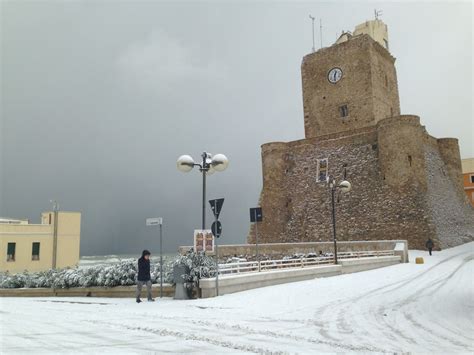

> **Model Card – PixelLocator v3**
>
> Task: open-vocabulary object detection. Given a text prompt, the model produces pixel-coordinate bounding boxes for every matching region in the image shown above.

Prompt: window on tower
[339,105,349,118]
[316,158,329,182]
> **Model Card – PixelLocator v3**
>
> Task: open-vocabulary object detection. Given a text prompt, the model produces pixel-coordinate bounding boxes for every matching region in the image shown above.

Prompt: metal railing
[218,250,395,276]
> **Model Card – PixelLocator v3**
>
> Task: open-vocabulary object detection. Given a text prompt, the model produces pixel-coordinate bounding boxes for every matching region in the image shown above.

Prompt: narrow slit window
[32,242,40,261]
[7,243,16,262]
[317,158,329,182]
[470,175,474,184]
[339,105,349,118]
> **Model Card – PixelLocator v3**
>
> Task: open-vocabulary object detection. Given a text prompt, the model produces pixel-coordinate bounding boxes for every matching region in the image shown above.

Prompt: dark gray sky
[1,1,472,255]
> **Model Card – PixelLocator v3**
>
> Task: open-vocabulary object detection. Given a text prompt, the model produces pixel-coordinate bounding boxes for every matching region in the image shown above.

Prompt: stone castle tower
[249,19,474,249]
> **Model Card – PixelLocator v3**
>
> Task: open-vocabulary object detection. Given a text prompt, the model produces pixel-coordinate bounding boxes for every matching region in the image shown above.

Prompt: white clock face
[328,67,343,83]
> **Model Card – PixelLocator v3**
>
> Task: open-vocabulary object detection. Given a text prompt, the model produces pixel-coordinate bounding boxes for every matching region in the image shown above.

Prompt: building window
[470,175,474,184]
[339,105,349,118]
[32,242,40,261]
[317,158,329,182]
[7,243,16,262]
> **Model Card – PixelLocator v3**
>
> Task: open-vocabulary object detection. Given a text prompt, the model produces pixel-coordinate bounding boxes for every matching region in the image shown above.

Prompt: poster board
[194,230,214,253]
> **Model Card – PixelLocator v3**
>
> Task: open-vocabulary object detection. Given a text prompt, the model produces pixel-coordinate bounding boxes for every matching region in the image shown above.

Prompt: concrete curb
[0,284,175,298]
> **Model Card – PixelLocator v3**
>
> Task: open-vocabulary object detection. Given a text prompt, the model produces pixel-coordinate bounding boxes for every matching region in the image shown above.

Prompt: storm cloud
[1,1,472,255]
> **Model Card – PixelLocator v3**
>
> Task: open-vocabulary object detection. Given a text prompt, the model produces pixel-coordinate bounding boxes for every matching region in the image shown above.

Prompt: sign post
[250,207,263,272]
[146,217,163,298]
[209,198,224,297]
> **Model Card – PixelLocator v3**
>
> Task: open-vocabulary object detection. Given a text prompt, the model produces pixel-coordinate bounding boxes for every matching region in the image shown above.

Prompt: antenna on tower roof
[309,15,315,52]
[374,9,383,20]
[320,18,323,49]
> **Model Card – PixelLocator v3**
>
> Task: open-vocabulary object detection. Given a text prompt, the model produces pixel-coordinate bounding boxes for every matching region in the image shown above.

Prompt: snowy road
[1,243,473,354]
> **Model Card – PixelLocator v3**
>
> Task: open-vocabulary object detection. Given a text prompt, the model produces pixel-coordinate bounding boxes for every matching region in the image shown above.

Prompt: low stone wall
[199,255,401,298]
[180,240,408,262]
[0,284,175,298]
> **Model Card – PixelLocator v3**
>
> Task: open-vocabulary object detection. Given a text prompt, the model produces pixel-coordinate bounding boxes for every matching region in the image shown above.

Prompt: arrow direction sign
[209,198,225,220]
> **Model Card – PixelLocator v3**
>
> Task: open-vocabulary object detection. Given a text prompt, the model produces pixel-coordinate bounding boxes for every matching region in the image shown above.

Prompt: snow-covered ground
[1,243,473,354]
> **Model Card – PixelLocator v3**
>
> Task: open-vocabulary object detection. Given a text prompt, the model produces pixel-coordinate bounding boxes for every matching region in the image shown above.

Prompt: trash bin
[173,264,190,300]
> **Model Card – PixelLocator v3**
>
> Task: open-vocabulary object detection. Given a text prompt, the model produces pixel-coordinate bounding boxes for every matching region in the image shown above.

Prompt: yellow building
[0,211,81,273]
[462,158,474,206]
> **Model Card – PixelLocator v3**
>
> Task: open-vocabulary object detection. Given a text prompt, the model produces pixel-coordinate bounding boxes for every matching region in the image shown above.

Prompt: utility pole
[50,200,59,269]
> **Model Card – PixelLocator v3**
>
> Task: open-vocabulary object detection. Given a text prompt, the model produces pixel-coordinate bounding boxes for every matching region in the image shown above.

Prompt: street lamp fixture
[177,152,229,230]
[329,178,351,264]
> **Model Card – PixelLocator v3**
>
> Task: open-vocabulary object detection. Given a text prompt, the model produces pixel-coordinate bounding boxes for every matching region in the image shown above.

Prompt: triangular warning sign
[209,198,224,220]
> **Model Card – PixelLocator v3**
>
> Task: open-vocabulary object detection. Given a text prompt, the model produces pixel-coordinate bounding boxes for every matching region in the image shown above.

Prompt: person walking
[425,238,434,256]
[136,250,154,303]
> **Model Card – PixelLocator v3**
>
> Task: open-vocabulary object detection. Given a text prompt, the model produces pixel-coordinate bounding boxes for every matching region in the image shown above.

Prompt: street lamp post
[177,152,228,298]
[176,152,229,230]
[328,179,351,265]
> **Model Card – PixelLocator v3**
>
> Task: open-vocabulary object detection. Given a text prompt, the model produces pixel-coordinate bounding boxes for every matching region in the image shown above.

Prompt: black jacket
[137,250,151,281]
[425,240,434,249]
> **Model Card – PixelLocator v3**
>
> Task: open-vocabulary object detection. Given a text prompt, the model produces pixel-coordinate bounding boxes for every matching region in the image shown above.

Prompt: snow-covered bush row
[0,252,216,289]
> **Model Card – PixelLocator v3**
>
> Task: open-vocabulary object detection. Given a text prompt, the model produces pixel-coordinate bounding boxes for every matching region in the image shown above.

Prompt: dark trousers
[428,248,432,256]
[136,280,153,300]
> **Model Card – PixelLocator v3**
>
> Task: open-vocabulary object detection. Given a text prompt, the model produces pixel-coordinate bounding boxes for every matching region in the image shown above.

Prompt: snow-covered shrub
[171,251,217,289]
[0,256,178,289]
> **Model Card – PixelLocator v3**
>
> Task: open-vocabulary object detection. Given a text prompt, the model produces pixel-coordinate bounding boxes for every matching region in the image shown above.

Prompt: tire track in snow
[85,319,280,354]
[187,319,387,353]
[301,249,474,353]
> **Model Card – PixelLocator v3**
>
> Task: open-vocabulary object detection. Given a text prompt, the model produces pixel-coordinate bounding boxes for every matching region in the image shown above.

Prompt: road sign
[146,217,163,226]
[209,198,225,219]
[250,207,263,222]
[211,220,222,238]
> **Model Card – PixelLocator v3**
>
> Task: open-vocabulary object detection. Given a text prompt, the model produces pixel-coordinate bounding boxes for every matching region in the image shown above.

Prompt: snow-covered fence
[218,250,395,276]
[200,254,402,297]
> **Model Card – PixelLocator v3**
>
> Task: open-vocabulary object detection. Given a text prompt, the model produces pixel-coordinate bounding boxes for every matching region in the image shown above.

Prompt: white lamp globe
[177,155,195,173]
[211,154,229,172]
[339,180,351,193]
[206,164,216,175]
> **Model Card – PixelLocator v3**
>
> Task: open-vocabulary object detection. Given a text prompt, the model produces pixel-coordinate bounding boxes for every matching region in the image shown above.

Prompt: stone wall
[248,116,474,250]
[179,240,408,262]
[424,144,474,248]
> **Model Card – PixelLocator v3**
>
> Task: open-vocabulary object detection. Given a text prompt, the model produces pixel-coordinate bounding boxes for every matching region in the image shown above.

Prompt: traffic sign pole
[209,198,225,297]
[146,217,163,298]
[250,208,263,272]
[255,209,260,272]
[215,203,219,296]
[159,223,163,298]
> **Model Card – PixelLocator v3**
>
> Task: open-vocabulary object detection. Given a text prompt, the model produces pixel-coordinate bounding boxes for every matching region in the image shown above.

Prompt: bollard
[173,264,190,299]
